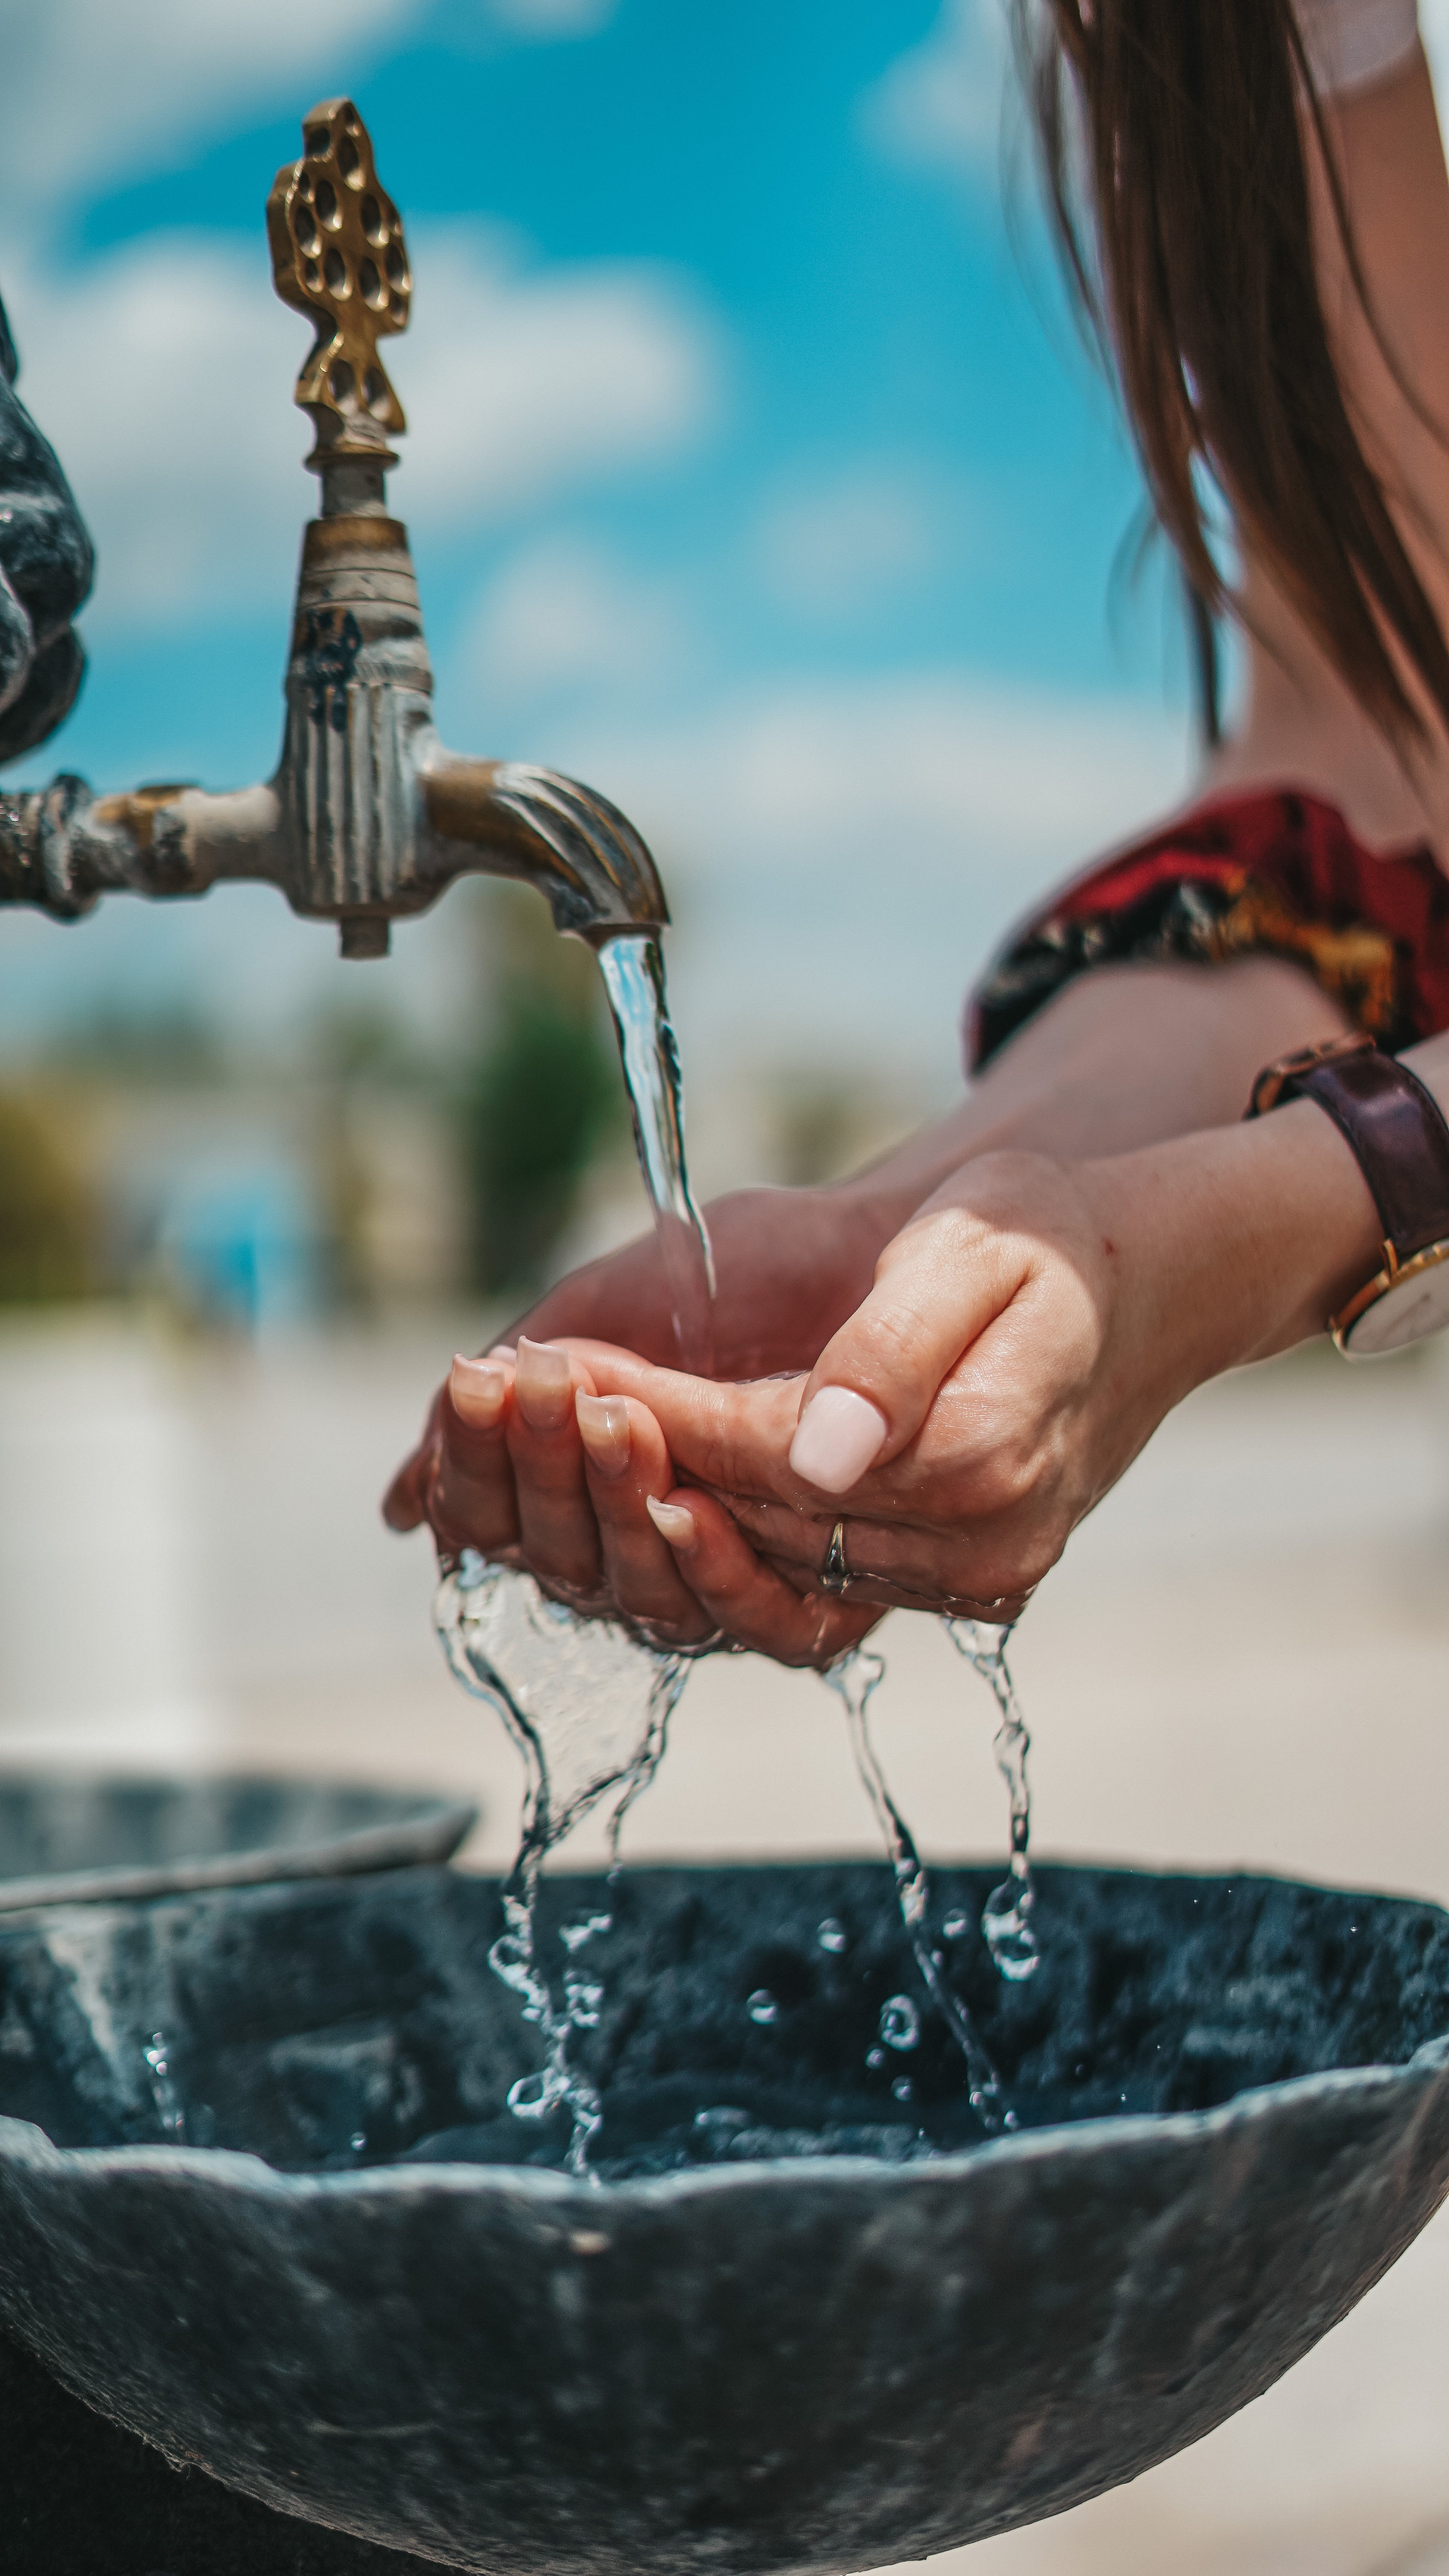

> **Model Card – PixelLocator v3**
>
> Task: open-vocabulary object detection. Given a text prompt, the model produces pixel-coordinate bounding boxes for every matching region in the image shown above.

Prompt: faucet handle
[267,99,412,461]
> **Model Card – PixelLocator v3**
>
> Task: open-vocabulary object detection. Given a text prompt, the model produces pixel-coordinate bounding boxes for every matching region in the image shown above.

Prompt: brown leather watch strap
[1247,1032,1449,1259]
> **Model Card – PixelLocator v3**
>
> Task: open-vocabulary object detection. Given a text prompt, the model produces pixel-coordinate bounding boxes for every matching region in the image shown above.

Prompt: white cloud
[0,0,419,235]
[400,228,722,523]
[0,0,623,240]
[755,463,953,618]
[465,535,692,703]
[5,222,722,632]
[861,0,1012,180]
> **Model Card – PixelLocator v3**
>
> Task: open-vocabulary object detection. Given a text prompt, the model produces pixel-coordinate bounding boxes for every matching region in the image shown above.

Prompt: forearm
[1079,1023,1449,1402]
[839,953,1351,1238]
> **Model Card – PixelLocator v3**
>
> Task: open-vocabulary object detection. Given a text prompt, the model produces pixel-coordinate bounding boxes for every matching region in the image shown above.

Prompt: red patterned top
[967,789,1449,1073]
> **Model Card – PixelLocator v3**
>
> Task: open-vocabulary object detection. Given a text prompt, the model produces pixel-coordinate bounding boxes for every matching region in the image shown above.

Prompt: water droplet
[508,2069,566,2120]
[879,1994,921,2052]
[942,1911,968,1941]
[747,1989,778,2026]
[350,2130,366,2153]
[891,2076,913,2103]
[867,2047,886,2071]
[560,1911,612,1954]
[982,1878,1040,1982]
[694,2104,748,2138]
[816,1916,846,1954]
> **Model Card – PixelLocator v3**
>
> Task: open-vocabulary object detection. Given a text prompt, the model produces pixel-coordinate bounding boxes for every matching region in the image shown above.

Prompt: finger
[713,1488,1036,1620]
[506,1336,602,1595]
[382,1383,442,1532]
[575,1393,715,1643]
[787,1206,1032,1497]
[382,1346,517,1539]
[571,1348,810,1506]
[645,1487,880,1668]
[424,1353,526,1554]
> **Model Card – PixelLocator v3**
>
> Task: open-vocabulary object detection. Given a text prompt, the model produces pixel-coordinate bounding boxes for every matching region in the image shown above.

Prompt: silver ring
[820,1519,852,1595]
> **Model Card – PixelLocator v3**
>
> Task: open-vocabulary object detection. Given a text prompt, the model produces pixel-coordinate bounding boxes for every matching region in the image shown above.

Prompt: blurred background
[5,4,1449,2570]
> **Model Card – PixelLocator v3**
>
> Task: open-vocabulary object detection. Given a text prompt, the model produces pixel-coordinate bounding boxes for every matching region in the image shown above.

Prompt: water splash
[435,1552,691,2175]
[824,1647,1004,2127]
[596,932,716,1375]
[945,1619,1039,1982]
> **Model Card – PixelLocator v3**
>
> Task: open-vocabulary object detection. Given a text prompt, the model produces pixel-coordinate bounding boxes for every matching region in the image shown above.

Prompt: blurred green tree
[0,1092,93,1301]
[461,888,626,1298]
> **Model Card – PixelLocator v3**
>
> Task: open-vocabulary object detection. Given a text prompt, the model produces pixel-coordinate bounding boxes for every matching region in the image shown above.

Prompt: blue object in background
[153,1162,322,1335]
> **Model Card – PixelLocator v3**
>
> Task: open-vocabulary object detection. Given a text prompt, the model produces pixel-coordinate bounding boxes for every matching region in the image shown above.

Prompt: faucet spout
[422,760,667,943]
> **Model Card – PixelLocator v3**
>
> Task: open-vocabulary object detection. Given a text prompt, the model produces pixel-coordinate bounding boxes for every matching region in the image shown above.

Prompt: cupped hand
[382,1147,1192,1662]
[385,1330,880,1665]
[578,1151,1130,1626]
[578,1111,1381,1630]
[382,1174,891,1639]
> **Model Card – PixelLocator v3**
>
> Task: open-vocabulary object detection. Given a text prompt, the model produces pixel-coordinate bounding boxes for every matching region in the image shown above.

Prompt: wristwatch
[1247,1031,1449,1359]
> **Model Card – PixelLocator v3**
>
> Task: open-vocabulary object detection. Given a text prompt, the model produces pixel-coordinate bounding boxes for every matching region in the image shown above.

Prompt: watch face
[1341,1252,1449,1358]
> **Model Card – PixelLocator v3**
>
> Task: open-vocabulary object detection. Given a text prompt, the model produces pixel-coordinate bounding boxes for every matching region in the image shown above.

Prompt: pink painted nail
[788,1385,888,1494]
[449,1356,506,1430]
[515,1335,574,1431]
[576,1390,631,1476]
[646,1495,697,1549]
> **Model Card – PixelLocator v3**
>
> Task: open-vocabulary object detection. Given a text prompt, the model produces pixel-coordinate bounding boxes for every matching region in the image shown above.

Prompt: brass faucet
[0,98,669,962]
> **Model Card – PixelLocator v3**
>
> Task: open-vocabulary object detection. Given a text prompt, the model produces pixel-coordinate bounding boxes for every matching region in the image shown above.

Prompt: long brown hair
[1016,0,1449,744]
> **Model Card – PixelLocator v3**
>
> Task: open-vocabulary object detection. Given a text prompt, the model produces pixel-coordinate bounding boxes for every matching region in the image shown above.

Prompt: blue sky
[0,0,1198,1103]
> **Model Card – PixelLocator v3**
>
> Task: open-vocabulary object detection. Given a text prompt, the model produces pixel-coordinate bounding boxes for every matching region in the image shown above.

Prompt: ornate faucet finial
[267,99,412,461]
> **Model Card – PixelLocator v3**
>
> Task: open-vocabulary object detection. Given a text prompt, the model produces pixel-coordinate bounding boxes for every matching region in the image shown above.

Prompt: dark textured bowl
[0,1858,1447,2575]
[0,1773,476,1911]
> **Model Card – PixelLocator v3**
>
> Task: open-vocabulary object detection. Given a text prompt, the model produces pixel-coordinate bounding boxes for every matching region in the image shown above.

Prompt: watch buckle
[1248,1030,1375,1118]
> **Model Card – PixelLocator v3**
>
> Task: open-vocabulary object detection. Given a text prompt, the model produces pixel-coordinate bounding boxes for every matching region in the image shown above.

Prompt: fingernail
[486,1343,517,1362]
[576,1390,631,1476]
[449,1356,506,1430]
[646,1494,697,1549]
[788,1385,888,1494]
[515,1335,574,1431]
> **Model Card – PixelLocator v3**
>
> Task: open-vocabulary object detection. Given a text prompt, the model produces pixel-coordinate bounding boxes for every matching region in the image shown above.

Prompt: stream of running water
[432,929,715,2175]
[944,1619,1039,1983]
[822,1647,1007,2129]
[433,924,1034,2170]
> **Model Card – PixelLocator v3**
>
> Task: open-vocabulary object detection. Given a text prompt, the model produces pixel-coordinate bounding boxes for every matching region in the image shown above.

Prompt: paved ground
[2,1307,1449,2571]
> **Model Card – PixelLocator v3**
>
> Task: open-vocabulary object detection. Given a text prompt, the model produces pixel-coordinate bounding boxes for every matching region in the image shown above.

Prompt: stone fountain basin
[0,1771,476,1911]
[0,1859,1447,2576]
